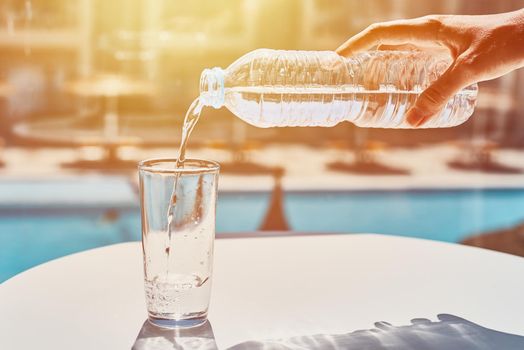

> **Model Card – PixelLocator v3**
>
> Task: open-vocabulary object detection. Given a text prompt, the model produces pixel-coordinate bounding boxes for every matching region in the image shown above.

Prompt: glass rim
[138,158,220,174]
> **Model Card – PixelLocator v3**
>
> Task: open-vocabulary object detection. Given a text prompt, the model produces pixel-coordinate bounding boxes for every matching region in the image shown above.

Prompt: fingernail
[406,108,426,127]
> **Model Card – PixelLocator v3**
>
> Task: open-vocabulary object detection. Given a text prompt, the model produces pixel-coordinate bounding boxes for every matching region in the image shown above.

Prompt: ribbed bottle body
[216,49,477,128]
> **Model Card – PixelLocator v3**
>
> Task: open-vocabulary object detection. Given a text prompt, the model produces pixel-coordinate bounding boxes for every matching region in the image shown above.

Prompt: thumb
[406,61,467,127]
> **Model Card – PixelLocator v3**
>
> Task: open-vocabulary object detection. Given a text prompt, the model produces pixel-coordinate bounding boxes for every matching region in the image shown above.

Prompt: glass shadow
[132,319,217,350]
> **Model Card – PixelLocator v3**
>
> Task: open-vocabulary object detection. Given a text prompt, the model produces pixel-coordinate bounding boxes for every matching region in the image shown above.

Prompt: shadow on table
[229,314,524,350]
[132,319,218,350]
[132,314,524,350]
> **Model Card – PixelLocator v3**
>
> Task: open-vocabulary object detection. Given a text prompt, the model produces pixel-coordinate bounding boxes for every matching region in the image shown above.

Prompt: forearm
[510,8,524,65]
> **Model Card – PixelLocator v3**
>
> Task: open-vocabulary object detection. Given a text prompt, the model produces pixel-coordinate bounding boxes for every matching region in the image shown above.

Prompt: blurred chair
[448,139,522,174]
[447,84,521,174]
[207,137,290,231]
[0,79,15,168]
[326,139,409,175]
[59,73,156,171]
[259,167,289,232]
[206,138,277,175]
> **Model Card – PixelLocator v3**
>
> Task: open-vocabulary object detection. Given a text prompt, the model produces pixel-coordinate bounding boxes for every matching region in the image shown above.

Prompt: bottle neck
[199,67,225,109]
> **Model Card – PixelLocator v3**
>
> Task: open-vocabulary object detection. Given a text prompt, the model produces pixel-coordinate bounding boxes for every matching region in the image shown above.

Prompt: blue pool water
[220,190,524,240]
[2,179,524,282]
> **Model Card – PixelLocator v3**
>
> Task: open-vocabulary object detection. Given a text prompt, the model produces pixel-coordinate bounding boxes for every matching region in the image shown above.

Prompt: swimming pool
[221,189,524,241]
[2,183,524,282]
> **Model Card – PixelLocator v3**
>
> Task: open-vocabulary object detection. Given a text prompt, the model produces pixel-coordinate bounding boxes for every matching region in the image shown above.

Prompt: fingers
[406,60,467,127]
[336,16,443,57]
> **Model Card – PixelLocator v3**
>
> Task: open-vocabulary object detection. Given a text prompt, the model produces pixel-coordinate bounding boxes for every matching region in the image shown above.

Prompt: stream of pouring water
[165,97,204,272]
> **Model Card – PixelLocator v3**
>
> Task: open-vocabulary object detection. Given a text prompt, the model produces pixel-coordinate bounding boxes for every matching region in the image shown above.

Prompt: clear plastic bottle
[199,49,478,128]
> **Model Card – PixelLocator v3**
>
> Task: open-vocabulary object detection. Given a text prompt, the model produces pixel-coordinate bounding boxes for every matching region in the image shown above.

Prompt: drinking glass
[139,158,219,328]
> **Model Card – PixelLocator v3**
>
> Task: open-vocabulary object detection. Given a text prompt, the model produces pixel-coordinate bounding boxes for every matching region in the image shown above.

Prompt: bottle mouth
[199,67,225,109]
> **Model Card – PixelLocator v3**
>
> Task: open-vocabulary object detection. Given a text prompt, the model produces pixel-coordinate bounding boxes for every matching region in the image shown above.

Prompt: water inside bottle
[224,85,477,128]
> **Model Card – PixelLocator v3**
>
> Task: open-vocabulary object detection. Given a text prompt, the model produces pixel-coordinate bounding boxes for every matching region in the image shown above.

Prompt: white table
[2,234,524,349]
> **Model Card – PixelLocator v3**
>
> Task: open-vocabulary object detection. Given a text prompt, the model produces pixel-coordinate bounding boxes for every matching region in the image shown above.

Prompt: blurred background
[1,0,524,282]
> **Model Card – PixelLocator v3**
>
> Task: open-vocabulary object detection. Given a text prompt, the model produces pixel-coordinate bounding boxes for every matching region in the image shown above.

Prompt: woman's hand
[336,9,524,127]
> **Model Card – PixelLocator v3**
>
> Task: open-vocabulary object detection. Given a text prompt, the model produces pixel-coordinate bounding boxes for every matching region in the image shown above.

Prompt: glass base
[148,315,207,329]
